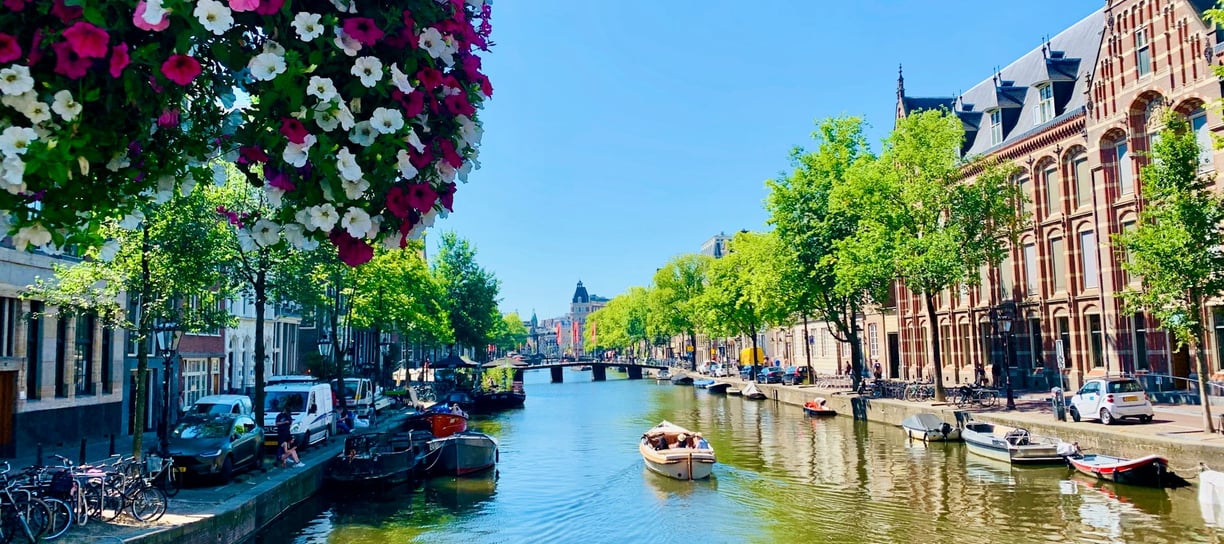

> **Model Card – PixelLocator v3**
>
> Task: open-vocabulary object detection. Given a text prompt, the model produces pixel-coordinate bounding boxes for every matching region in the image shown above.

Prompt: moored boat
[693,379,715,389]
[639,421,716,481]
[901,413,961,442]
[1068,453,1184,488]
[706,382,731,394]
[741,382,766,400]
[803,398,837,417]
[670,374,694,386]
[961,421,1066,464]
[655,369,671,382]
[427,431,499,476]
[726,387,742,396]
[404,408,468,438]
[472,387,526,412]
[324,431,432,489]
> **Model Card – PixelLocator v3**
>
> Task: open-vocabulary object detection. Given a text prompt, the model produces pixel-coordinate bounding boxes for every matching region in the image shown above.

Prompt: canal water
[256,370,1220,544]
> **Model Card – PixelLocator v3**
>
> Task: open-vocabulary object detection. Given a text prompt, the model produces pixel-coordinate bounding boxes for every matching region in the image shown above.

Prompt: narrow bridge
[525,361,668,382]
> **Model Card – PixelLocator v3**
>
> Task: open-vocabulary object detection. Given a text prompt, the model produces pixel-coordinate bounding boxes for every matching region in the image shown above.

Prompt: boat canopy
[902,413,947,432]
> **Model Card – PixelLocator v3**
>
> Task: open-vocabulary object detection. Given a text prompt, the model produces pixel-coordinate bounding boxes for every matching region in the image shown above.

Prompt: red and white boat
[1068,453,1179,488]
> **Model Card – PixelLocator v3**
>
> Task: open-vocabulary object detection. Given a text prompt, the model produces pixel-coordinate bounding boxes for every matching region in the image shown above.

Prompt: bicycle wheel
[84,481,123,523]
[904,386,916,402]
[13,497,50,541]
[69,485,87,528]
[129,486,167,523]
[983,390,998,407]
[0,505,34,544]
[157,469,180,498]
[40,497,71,540]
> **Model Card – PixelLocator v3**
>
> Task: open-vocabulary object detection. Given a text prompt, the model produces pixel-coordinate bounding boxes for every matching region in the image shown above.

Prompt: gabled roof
[902,96,955,115]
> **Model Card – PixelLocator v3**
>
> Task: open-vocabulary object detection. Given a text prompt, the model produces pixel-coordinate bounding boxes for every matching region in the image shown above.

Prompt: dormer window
[1136,28,1151,77]
[989,109,1003,145]
[1036,84,1055,124]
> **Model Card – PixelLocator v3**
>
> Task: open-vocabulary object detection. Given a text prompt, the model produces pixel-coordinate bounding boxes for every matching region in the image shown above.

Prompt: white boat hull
[640,421,716,481]
[904,426,961,442]
[961,422,1064,464]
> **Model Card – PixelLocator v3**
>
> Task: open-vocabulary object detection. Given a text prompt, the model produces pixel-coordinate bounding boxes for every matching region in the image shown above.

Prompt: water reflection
[423,473,499,513]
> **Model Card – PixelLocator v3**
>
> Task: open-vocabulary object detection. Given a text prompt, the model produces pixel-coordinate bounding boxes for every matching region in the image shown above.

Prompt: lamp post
[153,320,183,457]
[998,312,1016,410]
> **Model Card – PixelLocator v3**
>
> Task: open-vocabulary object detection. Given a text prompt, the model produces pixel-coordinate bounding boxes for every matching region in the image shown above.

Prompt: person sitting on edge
[694,432,709,449]
[672,433,690,449]
[279,436,301,468]
[337,408,353,434]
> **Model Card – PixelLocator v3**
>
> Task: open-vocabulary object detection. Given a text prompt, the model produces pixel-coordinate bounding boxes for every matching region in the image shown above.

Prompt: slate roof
[572,281,589,304]
[901,8,1104,157]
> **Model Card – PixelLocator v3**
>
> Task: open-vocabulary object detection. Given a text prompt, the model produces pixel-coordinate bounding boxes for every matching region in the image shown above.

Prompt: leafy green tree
[490,312,530,353]
[650,254,712,370]
[700,231,788,379]
[1116,110,1224,433]
[850,109,1022,401]
[586,287,652,359]
[24,189,235,458]
[768,116,890,388]
[433,233,501,361]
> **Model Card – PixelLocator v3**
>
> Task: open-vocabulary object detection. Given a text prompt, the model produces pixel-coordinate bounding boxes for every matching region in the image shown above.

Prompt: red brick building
[894,0,1223,392]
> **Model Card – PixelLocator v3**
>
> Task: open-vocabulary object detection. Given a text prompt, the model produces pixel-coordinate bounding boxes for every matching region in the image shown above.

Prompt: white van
[188,394,253,417]
[262,381,334,449]
[343,378,392,418]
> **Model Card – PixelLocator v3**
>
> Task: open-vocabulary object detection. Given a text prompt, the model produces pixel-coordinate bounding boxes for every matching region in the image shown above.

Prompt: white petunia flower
[456,115,482,147]
[351,57,383,88]
[20,100,50,124]
[335,147,362,181]
[265,185,285,209]
[341,177,369,200]
[348,121,376,147]
[251,219,281,247]
[96,239,121,262]
[334,103,356,131]
[12,223,51,251]
[0,91,34,112]
[369,108,404,135]
[193,0,233,35]
[262,40,285,56]
[405,128,425,153]
[308,203,339,232]
[151,175,176,204]
[292,12,324,41]
[106,153,130,172]
[0,127,37,157]
[390,64,414,94]
[365,215,382,240]
[420,208,439,228]
[458,160,474,182]
[51,91,82,122]
[179,175,196,196]
[141,0,168,24]
[306,76,337,102]
[0,156,24,193]
[334,28,361,56]
[340,207,372,239]
[379,231,402,250]
[437,162,457,183]
[282,134,316,168]
[418,27,446,59]
[0,65,33,96]
[330,0,356,14]
[248,52,287,82]
[294,208,314,231]
[313,107,340,133]
[282,223,306,247]
[236,229,256,252]
[119,210,144,230]
[395,149,418,180]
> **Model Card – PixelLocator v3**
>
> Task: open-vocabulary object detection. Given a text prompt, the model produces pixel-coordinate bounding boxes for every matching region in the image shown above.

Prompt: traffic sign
[1055,339,1065,367]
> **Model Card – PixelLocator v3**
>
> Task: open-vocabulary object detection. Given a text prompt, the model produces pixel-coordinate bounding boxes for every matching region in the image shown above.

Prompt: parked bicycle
[953,384,998,408]
[0,461,49,543]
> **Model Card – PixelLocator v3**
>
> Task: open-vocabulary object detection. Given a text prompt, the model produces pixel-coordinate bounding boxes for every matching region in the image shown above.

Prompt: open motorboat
[403,406,468,438]
[1068,453,1186,488]
[901,413,961,442]
[961,421,1066,464]
[692,379,715,389]
[639,421,716,481]
[426,431,499,476]
[706,382,731,394]
[656,368,671,382]
[324,431,432,489]
[803,398,837,417]
[741,382,766,400]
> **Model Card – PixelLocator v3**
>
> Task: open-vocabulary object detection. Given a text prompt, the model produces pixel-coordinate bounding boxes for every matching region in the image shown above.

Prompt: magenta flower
[26,30,42,65]
[2,0,27,12]
[0,34,20,64]
[386,186,410,219]
[444,92,475,116]
[254,0,285,15]
[329,230,374,267]
[266,169,295,191]
[439,182,456,212]
[343,18,385,46]
[228,0,258,12]
[405,183,438,214]
[161,55,201,86]
[158,108,180,128]
[109,44,129,78]
[417,67,442,91]
[279,118,308,145]
[134,2,170,32]
[238,146,270,165]
[50,0,83,23]
[51,41,92,80]
[409,148,433,170]
[438,139,463,169]
[62,22,109,59]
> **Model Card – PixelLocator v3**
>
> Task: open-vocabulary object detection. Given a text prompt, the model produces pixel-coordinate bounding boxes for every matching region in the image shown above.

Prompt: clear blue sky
[434,0,1100,319]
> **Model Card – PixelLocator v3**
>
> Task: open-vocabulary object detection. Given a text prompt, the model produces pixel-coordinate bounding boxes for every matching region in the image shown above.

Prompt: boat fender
[939,423,952,438]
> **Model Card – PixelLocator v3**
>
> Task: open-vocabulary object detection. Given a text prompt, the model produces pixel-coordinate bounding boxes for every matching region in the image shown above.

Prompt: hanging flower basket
[0,0,235,250]
[224,0,493,266]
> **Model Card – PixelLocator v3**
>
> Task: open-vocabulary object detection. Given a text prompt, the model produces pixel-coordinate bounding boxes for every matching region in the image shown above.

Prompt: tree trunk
[331,279,345,411]
[925,291,947,402]
[131,225,151,460]
[749,327,759,380]
[688,331,697,372]
[802,313,814,385]
[1193,336,1216,434]
[253,266,267,428]
[849,326,865,392]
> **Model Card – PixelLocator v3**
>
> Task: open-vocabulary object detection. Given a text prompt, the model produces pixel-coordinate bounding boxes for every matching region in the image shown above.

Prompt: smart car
[1068,377,1154,425]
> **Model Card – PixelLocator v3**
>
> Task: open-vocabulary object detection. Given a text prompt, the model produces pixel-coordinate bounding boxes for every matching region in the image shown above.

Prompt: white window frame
[1191,110,1213,170]
[1136,28,1151,78]
[1081,230,1100,290]
[1023,243,1039,296]
[989,109,1003,145]
[1036,84,1055,124]
[1116,139,1133,195]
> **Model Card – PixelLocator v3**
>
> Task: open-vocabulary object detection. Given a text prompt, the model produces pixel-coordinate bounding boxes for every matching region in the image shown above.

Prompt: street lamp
[317,334,333,359]
[998,313,1016,410]
[153,320,183,457]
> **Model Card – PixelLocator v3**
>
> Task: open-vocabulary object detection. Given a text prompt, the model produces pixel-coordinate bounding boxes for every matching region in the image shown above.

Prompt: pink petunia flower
[385,186,410,219]
[109,44,129,78]
[50,0,83,23]
[444,92,475,116]
[228,0,258,12]
[161,54,201,86]
[238,146,270,165]
[62,21,109,59]
[0,34,20,64]
[404,183,438,214]
[51,41,93,80]
[3,0,27,12]
[157,108,180,128]
[254,0,284,15]
[417,67,442,91]
[134,2,170,32]
[26,30,42,65]
[343,18,385,47]
[409,148,433,170]
[439,182,456,212]
[279,118,308,145]
[265,168,295,191]
[438,139,463,169]
[329,230,374,267]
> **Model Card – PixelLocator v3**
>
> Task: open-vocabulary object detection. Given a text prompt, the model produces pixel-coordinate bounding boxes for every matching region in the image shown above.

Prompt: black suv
[781,367,810,385]
[756,367,784,384]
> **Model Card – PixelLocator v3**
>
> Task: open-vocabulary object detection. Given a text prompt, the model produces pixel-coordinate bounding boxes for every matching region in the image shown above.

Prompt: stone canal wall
[755,382,1224,473]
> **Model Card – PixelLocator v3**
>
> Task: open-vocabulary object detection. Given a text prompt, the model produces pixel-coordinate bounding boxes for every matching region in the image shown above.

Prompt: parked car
[756,366,784,384]
[781,367,811,385]
[739,366,755,381]
[1069,377,1154,425]
[708,364,728,378]
[187,394,253,418]
[168,414,265,483]
[262,380,335,450]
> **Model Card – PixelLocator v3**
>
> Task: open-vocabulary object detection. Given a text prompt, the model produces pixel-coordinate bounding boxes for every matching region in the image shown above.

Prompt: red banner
[555,323,562,347]
[571,321,579,346]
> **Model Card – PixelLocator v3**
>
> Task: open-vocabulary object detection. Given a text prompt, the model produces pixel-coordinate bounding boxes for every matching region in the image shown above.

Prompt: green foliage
[699,232,788,361]
[490,312,529,352]
[351,245,452,345]
[1116,110,1224,432]
[432,232,501,358]
[649,254,712,362]
[586,287,652,356]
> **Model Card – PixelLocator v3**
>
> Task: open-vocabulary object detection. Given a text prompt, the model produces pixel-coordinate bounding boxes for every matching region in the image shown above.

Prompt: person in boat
[672,433,691,449]
[694,433,709,449]
[450,403,467,418]
[651,434,668,451]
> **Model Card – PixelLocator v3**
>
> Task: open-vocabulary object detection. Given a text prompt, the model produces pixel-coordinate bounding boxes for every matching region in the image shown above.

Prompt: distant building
[565,281,608,355]
[700,233,732,259]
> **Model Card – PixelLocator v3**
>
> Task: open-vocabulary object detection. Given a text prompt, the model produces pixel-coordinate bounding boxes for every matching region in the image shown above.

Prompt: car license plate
[1123,395,1138,402]
[175,466,186,472]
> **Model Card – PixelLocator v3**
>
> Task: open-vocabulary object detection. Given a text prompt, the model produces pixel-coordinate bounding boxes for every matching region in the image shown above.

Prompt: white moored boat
[901,413,961,442]
[640,421,716,481]
[961,421,1066,464]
